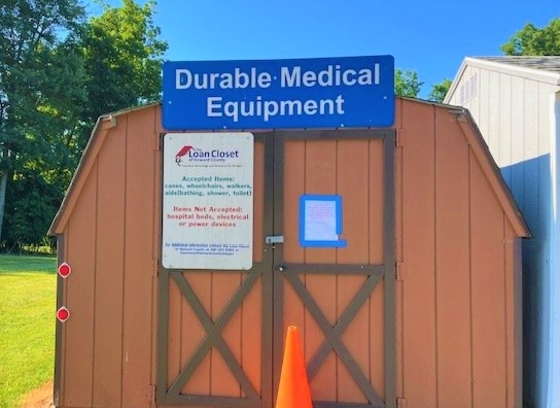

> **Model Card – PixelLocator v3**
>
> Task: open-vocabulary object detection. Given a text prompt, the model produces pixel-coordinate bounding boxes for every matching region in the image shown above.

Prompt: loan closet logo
[175,145,240,165]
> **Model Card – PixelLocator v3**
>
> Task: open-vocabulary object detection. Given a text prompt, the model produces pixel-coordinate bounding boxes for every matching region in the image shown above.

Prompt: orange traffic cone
[275,326,313,408]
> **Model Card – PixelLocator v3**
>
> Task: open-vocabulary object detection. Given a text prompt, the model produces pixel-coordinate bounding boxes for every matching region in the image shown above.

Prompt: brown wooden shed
[48,97,529,408]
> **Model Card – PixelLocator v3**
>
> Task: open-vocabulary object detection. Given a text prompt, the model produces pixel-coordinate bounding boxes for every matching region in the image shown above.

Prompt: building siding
[122,108,159,407]
[54,100,524,408]
[447,60,560,408]
[63,165,97,407]
[59,106,161,408]
[448,67,559,252]
[397,100,519,408]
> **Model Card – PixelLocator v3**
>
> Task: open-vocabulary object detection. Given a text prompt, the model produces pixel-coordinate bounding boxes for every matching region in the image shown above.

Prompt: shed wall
[57,100,522,408]
[395,99,520,408]
[58,106,162,408]
[447,63,560,408]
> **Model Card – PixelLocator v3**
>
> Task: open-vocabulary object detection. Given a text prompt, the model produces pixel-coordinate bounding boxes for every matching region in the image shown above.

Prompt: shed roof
[445,56,560,103]
[474,56,560,74]
[48,99,530,238]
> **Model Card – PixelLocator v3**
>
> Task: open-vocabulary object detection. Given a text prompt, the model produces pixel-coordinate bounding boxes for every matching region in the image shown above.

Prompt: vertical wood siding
[504,223,516,408]
[61,106,160,408]
[122,108,159,407]
[394,99,405,403]
[470,152,507,408]
[63,161,98,407]
[93,108,126,407]
[487,71,501,163]
[498,74,512,186]
[478,69,490,145]
[434,106,471,408]
[401,100,437,408]
[397,101,518,408]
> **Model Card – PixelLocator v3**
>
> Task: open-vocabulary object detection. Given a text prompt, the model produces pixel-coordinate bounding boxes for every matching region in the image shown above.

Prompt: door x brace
[165,272,261,407]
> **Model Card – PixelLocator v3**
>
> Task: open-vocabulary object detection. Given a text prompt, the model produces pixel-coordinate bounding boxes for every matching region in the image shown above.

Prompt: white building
[445,56,560,408]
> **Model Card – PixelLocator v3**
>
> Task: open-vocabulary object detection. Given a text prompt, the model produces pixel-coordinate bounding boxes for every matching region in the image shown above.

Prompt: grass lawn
[0,255,57,408]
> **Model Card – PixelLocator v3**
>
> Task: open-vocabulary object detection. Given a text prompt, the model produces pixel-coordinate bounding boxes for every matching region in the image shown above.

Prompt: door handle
[274,265,288,272]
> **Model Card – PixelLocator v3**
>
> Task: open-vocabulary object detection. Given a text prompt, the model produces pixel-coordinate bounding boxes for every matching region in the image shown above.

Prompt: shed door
[157,130,395,408]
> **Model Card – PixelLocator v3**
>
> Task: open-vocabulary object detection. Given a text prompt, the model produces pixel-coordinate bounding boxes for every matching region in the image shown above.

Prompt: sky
[88,0,560,98]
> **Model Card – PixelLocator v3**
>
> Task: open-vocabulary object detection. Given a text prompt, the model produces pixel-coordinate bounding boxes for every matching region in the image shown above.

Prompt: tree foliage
[502,18,560,56]
[395,69,423,98]
[0,0,87,247]
[81,0,168,129]
[0,0,167,250]
[428,78,452,103]
[3,170,63,249]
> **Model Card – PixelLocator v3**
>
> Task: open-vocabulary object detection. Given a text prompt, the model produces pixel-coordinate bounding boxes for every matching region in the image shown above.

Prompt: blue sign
[162,56,394,130]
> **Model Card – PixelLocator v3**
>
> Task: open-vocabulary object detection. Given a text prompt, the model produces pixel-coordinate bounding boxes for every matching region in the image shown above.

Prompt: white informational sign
[162,132,254,270]
[304,200,338,241]
[298,195,347,248]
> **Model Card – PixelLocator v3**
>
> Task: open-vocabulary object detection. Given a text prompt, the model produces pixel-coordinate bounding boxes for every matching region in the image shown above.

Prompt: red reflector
[58,262,71,278]
[57,307,70,323]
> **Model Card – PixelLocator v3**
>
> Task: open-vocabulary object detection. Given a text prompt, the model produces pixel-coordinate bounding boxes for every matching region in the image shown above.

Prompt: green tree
[3,170,63,250]
[428,78,452,103]
[0,0,168,249]
[395,69,423,98]
[80,0,168,135]
[502,18,560,55]
[0,0,87,246]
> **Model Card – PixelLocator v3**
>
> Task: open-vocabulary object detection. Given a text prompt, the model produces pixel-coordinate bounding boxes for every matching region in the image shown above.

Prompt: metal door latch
[265,235,284,244]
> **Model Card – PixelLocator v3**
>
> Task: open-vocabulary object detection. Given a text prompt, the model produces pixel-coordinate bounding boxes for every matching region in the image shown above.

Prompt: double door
[157,129,395,408]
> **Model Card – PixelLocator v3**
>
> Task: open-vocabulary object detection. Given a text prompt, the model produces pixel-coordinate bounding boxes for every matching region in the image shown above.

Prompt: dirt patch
[18,381,54,408]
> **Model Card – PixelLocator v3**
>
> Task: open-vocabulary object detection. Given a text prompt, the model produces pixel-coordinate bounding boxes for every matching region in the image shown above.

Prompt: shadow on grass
[0,254,56,274]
